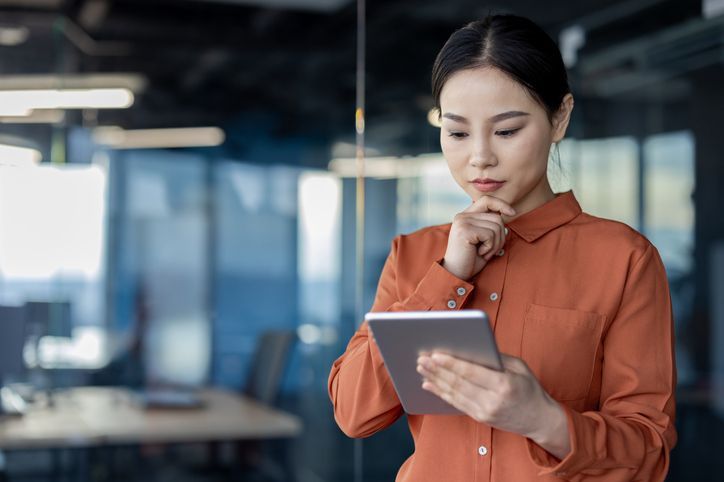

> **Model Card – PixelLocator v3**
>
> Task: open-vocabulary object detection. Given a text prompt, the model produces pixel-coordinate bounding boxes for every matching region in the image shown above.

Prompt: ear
[551,93,574,143]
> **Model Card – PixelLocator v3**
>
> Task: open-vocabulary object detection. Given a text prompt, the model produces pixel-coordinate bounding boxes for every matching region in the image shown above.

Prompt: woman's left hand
[417,352,571,459]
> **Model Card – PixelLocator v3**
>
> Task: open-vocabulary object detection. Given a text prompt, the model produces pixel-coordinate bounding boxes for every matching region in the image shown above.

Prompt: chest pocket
[521,303,605,401]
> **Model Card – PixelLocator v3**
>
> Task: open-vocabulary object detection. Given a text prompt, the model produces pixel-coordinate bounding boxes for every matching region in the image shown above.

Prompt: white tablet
[366,310,502,415]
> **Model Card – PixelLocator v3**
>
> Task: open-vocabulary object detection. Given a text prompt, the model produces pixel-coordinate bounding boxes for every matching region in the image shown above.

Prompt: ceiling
[0,0,714,163]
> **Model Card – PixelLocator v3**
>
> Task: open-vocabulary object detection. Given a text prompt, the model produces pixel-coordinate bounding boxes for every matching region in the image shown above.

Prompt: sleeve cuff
[409,259,475,310]
[526,403,587,478]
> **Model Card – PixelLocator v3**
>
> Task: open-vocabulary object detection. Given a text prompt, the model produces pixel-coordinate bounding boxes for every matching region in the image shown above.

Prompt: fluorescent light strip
[93,127,225,149]
[0,88,134,115]
[329,157,427,179]
[0,110,65,124]
[0,144,42,166]
[0,73,146,92]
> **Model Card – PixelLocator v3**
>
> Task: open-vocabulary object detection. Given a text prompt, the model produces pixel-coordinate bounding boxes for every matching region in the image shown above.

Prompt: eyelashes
[447,128,521,140]
[497,128,521,138]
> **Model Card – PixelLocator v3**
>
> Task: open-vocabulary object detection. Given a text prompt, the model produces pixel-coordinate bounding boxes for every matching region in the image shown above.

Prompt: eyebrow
[442,111,530,124]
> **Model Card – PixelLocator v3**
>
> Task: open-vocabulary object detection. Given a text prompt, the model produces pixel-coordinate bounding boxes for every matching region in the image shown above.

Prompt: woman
[328,14,676,482]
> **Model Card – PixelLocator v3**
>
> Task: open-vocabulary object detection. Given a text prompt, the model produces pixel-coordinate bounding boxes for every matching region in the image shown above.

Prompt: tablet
[366,310,502,415]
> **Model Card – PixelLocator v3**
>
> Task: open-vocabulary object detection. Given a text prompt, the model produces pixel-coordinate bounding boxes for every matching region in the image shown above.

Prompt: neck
[505,180,555,223]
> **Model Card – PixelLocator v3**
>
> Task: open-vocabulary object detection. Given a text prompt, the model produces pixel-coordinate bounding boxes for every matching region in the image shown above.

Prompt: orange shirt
[328,191,676,482]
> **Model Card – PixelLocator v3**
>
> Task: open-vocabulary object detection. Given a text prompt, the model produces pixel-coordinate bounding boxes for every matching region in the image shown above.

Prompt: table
[0,386,302,450]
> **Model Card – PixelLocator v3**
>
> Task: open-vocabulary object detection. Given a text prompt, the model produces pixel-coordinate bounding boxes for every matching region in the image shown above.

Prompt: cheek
[441,142,470,189]
[440,138,465,166]
[501,130,550,171]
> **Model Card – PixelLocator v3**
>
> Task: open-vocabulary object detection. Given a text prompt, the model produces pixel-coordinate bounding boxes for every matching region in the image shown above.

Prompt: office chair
[235,329,297,481]
[243,329,296,406]
[0,305,28,416]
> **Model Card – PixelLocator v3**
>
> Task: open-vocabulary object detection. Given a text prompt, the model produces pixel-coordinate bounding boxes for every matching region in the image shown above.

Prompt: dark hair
[431,14,570,124]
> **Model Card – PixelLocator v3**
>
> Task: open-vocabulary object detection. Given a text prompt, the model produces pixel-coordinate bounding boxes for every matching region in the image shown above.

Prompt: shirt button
[478,445,488,456]
[489,292,499,302]
[447,300,457,309]
[456,287,466,296]
[496,249,505,257]
[504,227,509,236]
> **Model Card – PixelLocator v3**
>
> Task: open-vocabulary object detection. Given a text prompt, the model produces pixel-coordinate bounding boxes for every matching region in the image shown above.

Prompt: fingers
[421,377,482,418]
[463,195,516,217]
[417,353,504,392]
[464,217,503,252]
[500,354,531,375]
[419,353,550,432]
[453,214,506,258]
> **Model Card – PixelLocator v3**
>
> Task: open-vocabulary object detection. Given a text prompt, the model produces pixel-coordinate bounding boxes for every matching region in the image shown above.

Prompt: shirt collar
[506,190,582,243]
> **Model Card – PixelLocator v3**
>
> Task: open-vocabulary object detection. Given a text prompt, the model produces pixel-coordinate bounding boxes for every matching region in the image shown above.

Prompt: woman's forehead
[439,67,538,115]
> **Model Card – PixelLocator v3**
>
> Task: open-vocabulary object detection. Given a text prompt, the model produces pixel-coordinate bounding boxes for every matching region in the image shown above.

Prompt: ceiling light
[0,88,134,115]
[560,25,586,68]
[0,73,146,92]
[329,157,420,179]
[0,25,29,46]
[427,108,442,128]
[0,144,42,166]
[194,0,351,12]
[0,106,32,116]
[0,110,65,124]
[93,127,225,149]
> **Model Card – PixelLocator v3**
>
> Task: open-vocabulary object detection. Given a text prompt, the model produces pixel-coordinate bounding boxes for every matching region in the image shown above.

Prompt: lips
[471,178,505,193]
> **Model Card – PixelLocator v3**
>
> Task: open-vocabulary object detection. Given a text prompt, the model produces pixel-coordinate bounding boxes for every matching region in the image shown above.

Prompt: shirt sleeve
[328,235,475,438]
[526,244,677,481]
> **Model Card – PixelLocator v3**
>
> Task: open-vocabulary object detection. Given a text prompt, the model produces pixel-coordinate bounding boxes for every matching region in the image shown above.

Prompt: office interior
[0,0,721,480]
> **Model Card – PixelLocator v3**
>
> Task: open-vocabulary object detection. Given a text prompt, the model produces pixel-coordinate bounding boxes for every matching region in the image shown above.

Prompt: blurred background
[0,0,721,480]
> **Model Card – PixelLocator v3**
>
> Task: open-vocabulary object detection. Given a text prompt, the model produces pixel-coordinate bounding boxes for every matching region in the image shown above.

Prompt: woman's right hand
[442,195,516,280]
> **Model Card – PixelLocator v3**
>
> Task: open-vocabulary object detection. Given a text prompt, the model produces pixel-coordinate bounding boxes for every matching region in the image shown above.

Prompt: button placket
[474,240,509,333]
[475,423,493,480]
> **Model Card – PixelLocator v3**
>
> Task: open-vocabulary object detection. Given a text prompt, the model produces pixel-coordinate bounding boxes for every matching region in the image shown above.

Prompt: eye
[496,128,521,138]
[447,131,468,140]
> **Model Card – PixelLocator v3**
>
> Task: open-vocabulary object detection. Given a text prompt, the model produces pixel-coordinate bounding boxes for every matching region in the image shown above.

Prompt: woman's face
[439,66,573,216]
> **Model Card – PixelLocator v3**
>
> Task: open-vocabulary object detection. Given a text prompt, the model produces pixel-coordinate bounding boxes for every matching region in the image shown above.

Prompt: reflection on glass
[643,131,695,274]
[122,152,210,386]
[554,137,639,228]
[643,131,696,386]
[213,161,300,390]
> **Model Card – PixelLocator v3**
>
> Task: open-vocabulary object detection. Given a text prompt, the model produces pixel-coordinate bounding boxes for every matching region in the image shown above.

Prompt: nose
[469,137,497,168]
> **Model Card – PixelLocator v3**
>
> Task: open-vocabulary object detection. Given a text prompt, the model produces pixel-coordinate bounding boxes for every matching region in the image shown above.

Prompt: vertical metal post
[354,0,366,480]
[205,157,217,385]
